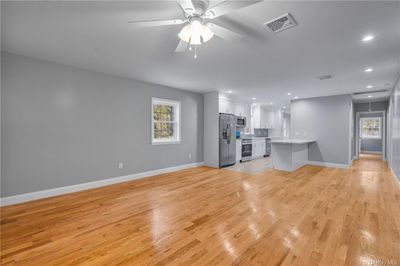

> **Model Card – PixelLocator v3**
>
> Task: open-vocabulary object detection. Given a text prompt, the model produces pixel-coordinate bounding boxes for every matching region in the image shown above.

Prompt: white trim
[349,101,353,167]
[391,168,400,186]
[307,161,351,169]
[151,140,181,145]
[0,161,204,207]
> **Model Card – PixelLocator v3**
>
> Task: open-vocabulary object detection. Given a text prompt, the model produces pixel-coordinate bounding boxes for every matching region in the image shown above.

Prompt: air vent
[318,75,333,80]
[264,13,297,33]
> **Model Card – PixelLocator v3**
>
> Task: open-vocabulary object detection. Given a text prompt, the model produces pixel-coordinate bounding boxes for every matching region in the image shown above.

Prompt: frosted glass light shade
[201,25,214,42]
[178,24,191,43]
[178,20,214,45]
[190,33,202,45]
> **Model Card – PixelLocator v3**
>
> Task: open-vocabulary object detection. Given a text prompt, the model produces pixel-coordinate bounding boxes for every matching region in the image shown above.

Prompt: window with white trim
[360,117,381,139]
[151,98,181,144]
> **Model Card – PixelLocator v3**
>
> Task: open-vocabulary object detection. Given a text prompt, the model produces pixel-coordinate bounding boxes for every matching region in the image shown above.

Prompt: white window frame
[360,117,382,139]
[151,97,181,145]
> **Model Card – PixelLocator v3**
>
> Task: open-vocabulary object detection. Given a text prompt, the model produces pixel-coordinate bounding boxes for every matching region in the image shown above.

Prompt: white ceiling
[2,1,400,107]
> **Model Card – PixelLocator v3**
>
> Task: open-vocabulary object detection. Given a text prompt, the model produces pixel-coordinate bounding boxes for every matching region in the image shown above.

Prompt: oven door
[241,143,252,157]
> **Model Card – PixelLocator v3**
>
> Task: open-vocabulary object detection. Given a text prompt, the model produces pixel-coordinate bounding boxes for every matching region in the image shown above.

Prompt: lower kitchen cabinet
[236,139,241,162]
[252,139,266,158]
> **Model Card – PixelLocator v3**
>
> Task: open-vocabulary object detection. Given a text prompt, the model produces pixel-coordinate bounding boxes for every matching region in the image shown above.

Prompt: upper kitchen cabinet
[219,96,251,121]
[219,98,235,114]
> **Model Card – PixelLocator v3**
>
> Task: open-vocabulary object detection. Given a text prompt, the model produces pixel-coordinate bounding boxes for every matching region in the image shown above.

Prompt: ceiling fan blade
[128,19,185,27]
[175,40,188,53]
[204,0,262,19]
[207,23,242,41]
[178,0,196,15]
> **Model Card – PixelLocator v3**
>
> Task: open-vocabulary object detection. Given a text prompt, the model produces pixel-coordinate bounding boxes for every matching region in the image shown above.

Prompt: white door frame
[387,98,393,168]
[355,111,386,160]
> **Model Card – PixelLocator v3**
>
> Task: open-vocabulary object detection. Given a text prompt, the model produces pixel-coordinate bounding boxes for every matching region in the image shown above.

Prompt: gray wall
[359,113,383,153]
[291,94,352,165]
[1,52,204,197]
[203,92,219,168]
[389,77,400,180]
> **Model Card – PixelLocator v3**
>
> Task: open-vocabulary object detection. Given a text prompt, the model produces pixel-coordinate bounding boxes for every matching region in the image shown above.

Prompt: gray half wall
[1,52,204,197]
[290,94,352,165]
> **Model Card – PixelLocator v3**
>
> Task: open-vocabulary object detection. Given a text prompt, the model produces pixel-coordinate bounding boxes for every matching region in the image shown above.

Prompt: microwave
[235,116,246,128]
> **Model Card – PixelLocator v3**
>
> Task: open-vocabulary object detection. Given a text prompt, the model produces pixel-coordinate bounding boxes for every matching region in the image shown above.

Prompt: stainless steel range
[240,138,252,162]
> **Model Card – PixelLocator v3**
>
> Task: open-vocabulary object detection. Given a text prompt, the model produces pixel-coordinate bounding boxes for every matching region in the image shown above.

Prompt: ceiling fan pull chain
[194,46,198,59]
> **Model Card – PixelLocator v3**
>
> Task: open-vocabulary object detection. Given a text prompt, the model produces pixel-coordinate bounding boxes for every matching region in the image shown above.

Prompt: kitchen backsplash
[253,128,269,137]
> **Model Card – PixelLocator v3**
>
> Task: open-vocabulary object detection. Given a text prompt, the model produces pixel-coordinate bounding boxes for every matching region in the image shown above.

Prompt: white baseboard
[360,150,382,154]
[0,161,204,207]
[391,168,400,185]
[307,161,351,169]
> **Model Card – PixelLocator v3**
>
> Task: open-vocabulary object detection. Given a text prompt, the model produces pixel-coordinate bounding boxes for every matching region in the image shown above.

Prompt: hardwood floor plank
[1,155,399,265]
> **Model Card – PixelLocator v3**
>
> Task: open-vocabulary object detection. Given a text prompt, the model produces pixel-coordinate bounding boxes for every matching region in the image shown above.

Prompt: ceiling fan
[128,0,261,57]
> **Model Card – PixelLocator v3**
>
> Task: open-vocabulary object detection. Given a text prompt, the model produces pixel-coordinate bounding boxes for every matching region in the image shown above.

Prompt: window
[360,117,381,139]
[151,98,181,144]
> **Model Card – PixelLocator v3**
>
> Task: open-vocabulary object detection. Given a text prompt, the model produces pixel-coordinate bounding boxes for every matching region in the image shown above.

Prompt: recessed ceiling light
[294,96,299,99]
[228,90,232,94]
[252,97,256,100]
[287,92,292,96]
[365,68,373,73]
[366,85,373,89]
[362,35,374,42]
[270,102,274,105]
[283,106,287,109]
[368,95,373,98]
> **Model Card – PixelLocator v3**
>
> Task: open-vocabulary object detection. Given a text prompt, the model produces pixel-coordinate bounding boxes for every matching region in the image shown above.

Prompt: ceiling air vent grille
[264,13,297,33]
[318,75,333,80]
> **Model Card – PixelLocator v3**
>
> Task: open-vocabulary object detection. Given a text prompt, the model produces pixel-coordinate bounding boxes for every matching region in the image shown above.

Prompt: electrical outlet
[188,153,192,159]
[118,162,123,169]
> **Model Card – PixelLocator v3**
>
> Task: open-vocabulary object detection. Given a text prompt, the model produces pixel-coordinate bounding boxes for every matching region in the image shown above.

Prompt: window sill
[151,140,181,145]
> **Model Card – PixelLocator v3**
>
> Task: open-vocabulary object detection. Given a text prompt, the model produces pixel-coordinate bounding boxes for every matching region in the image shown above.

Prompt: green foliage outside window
[153,104,176,139]
[361,118,381,138]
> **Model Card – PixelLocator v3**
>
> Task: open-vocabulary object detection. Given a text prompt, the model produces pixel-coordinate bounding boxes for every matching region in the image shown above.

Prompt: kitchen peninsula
[271,139,316,172]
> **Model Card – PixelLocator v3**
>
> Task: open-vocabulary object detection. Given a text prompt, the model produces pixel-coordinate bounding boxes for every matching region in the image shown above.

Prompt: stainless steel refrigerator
[219,113,236,167]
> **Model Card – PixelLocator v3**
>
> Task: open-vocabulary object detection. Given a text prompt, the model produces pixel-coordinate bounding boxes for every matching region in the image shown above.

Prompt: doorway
[355,111,386,160]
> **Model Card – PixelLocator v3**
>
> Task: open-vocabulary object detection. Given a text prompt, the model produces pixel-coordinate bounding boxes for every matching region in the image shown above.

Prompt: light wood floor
[1,155,399,265]
[227,157,273,174]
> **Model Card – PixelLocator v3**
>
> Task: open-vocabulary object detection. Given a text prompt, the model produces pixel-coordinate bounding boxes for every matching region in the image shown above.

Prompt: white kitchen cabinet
[218,98,251,128]
[219,99,235,114]
[236,139,241,162]
[252,139,265,158]
[234,104,246,117]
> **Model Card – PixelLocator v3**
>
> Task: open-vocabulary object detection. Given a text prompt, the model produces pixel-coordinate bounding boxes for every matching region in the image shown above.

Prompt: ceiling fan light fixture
[178,18,214,45]
[190,32,202,45]
[178,24,191,43]
[201,24,214,42]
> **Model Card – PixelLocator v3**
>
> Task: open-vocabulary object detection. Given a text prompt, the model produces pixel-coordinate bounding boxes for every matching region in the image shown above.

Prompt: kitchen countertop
[270,139,316,144]
[237,137,272,140]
